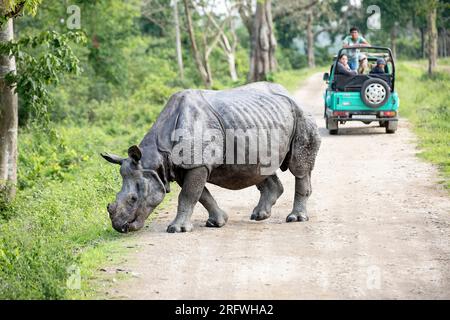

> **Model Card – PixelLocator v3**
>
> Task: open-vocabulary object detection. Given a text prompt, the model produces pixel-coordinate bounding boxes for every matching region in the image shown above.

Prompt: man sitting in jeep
[370,58,387,74]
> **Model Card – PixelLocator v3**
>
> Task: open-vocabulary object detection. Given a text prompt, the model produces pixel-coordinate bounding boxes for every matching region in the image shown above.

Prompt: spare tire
[361,78,390,108]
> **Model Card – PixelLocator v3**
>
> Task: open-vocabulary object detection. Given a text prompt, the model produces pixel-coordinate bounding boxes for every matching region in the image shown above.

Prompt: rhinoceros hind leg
[200,187,228,228]
[286,172,311,223]
[251,174,284,221]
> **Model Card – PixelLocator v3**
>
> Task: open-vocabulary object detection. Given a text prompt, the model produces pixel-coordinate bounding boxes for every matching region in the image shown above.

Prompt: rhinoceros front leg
[199,187,228,228]
[286,172,311,222]
[167,167,208,233]
[250,174,284,221]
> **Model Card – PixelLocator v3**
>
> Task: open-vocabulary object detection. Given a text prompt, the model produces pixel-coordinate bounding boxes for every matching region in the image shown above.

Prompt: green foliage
[0,31,86,122]
[396,37,423,59]
[0,0,41,25]
[0,26,181,296]
[78,0,142,90]
[396,60,450,189]
[0,95,173,298]
[272,67,323,92]
[0,125,120,298]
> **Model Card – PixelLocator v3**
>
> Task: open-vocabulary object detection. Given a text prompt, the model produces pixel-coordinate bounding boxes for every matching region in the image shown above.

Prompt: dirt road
[103,73,450,299]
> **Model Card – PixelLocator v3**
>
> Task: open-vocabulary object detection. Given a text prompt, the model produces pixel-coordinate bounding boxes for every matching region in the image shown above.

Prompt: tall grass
[396,61,450,189]
[0,83,178,299]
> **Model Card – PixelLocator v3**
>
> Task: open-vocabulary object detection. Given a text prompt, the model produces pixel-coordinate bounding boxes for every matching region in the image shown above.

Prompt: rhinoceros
[101,82,320,233]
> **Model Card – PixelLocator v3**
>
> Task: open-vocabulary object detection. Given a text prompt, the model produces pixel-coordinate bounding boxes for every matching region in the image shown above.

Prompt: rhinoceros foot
[205,209,228,228]
[286,212,309,223]
[250,210,271,221]
[167,222,194,233]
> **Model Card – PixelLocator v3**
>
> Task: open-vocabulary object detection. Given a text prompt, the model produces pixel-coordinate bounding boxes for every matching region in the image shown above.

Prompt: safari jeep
[323,46,399,134]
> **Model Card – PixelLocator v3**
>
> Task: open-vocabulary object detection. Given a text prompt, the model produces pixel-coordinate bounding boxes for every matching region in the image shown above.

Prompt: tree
[305,9,315,68]
[0,1,83,202]
[410,0,440,74]
[0,0,40,201]
[248,0,277,82]
[273,0,338,69]
[199,0,239,82]
[0,18,18,201]
[141,0,184,79]
[183,0,212,87]
[367,0,414,60]
[182,0,229,88]
[173,0,184,80]
[428,4,438,74]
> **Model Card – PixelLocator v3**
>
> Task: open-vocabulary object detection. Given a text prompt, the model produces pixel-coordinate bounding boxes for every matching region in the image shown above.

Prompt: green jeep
[323,46,399,134]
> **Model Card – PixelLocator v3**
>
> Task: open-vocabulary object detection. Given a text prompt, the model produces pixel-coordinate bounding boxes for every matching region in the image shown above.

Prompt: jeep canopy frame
[331,46,396,91]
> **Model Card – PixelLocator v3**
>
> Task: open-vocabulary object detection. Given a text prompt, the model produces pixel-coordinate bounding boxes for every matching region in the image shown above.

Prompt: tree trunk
[443,28,448,58]
[438,28,448,58]
[390,25,397,60]
[173,0,184,80]
[220,32,238,82]
[0,19,18,202]
[420,27,426,59]
[248,0,277,82]
[427,7,438,75]
[226,51,238,82]
[306,10,315,68]
[182,0,213,88]
[238,0,253,38]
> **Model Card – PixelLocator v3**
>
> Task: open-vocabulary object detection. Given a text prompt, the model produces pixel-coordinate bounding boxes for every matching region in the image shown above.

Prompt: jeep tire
[386,120,398,134]
[361,78,391,108]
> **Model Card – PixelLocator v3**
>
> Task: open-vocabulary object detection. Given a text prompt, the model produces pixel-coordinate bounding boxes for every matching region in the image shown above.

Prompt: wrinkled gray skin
[102,82,321,233]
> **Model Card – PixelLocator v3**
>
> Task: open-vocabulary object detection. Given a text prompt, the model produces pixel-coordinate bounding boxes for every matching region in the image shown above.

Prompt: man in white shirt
[342,26,370,71]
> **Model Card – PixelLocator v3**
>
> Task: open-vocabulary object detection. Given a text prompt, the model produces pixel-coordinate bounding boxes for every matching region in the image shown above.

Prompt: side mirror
[323,72,329,82]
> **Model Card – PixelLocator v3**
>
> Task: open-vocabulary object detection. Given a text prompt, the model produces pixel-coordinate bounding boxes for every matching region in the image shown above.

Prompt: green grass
[273,67,323,92]
[0,89,177,299]
[396,59,450,190]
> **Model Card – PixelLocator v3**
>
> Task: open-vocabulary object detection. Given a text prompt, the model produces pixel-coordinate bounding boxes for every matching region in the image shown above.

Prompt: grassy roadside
[396,60,450,190]
[273,66,324,92]
[0,93,176,299]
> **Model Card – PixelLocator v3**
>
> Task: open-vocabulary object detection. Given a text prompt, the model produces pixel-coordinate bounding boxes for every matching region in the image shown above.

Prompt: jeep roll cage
[326,46,396,92]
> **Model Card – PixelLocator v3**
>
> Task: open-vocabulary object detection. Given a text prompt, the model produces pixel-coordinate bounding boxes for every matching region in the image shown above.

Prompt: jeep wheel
[386,121,398,134]
[326,116,338,135]
[379,120,387,127]
[361,78,391,108]
[329,129,338,135]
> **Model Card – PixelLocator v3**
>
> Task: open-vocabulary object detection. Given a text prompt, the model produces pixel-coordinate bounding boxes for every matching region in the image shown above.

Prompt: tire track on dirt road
[102,73,449,299]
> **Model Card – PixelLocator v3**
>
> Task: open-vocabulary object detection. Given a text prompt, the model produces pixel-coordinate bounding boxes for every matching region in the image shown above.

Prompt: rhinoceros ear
[128,145,142,163]
[101,153,124,165]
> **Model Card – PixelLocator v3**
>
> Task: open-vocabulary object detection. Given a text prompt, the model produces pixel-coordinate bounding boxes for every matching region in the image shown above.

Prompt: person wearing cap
[370,58,387,74]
